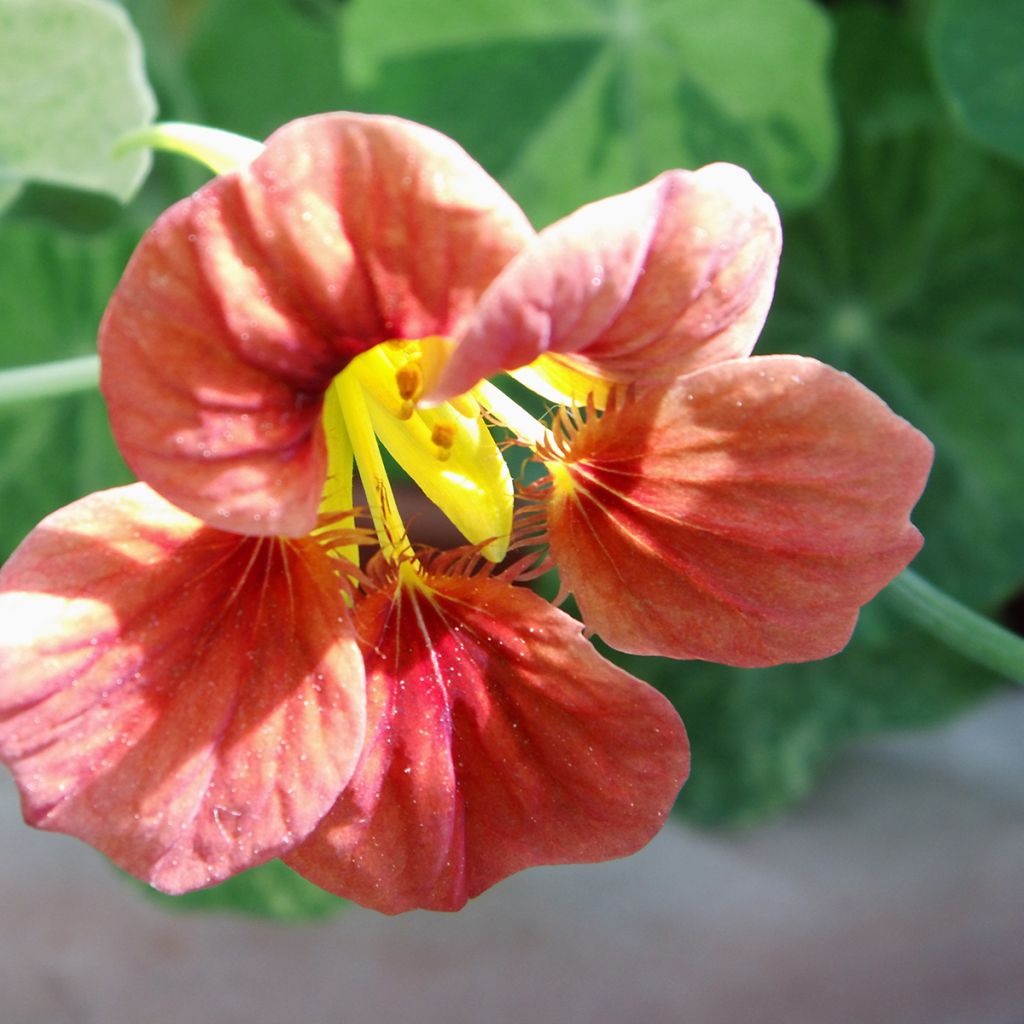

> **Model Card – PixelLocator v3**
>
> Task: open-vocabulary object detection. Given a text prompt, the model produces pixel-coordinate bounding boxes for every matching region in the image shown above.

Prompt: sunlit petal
[432,164,780,401]
[0,484,366,893]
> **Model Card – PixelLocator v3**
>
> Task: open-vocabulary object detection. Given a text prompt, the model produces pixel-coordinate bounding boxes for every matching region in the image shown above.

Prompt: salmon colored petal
[100,112,534,536]
[285,567,688,914]
[432,164,780,401]
[545,356,934,668]
[0,484,365,893]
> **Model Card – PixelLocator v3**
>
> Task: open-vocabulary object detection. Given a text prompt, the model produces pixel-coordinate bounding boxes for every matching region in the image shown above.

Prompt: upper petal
[100,112,534,536]
[432,164,781,401]
[285,565,689,914]
[0,484,365,893]
[544,356,934,667]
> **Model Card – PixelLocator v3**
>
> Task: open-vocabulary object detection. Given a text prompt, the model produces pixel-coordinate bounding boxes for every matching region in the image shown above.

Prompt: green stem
[0,355,99,406]
[114,123,263,175]
[885,569,1024,684]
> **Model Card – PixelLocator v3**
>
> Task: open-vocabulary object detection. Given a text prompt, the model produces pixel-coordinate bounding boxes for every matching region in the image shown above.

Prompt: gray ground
[2,691,1022,1024]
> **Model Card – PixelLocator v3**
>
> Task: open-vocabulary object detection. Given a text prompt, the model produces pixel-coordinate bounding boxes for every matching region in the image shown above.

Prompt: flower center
[320,338,517,567]
[318,339,605,572]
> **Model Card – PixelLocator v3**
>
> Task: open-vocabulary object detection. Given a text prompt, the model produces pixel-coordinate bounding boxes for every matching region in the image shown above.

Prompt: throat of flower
[322,340,519,565]
[320,340,611,569]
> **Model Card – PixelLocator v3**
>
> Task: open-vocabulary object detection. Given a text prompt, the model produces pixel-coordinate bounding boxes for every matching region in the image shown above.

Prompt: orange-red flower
[0,486,686,911]
[0,111,930,910]
[0,485,366,893]
[430,162,932,667]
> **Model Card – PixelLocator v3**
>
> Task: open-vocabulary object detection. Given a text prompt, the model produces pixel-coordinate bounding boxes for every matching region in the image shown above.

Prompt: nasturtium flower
[0,112,931,911]
[0,485,686,911]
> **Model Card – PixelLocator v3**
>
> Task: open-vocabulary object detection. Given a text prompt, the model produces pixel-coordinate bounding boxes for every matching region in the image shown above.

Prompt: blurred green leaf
[288,0,350,21]
[0,0,156,203]
[184,0,344,139]
[762,4,1024,611]
[616,599,1002,828]
[339,0,839,224]
[928,0,1024,163]
[5,181,124,233]
[0,221,134,557]
[133,859,347,920]
[0,180,22,213]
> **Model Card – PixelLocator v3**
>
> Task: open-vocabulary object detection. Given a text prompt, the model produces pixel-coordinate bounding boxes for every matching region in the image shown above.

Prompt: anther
[395,362,423,420]
[431,420,457,462]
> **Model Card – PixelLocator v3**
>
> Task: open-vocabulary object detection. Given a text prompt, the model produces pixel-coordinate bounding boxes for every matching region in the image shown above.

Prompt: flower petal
[0,484,365,893]
[544,356,934,667]
[285,565,688,914]
[432,164,780,401]
[100,112,534,536]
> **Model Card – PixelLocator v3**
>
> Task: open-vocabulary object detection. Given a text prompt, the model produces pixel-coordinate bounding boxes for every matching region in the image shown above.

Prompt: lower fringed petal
[0,484,366,893]
[544,356,934,668]
[285,567,689,914]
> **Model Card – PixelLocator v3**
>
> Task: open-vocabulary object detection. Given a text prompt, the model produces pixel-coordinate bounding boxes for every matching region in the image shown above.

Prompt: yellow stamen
[349,343,513,562]
[509,352,613,410]
[416,335,455,399]
[316,385,360,567]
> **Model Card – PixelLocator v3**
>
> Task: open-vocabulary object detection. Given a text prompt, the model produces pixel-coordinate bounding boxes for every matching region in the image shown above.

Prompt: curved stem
[114,123,263,175]
[885,569,1024,684]
[0,355,99,406]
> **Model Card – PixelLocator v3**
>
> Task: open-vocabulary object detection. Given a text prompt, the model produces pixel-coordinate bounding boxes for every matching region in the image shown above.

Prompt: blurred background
[1,0,1021,1020]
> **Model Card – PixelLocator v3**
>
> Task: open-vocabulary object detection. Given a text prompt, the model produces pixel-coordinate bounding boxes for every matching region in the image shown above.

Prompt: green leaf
[928,0,1024,163]
[762,4,1024,611]
[130,860,347,921]
[0,221,135,558]
[0,179,21,213]
[612,599,1002,828]
[0,0,156,203]
[184,0,344,140]
[338,0,839,224]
